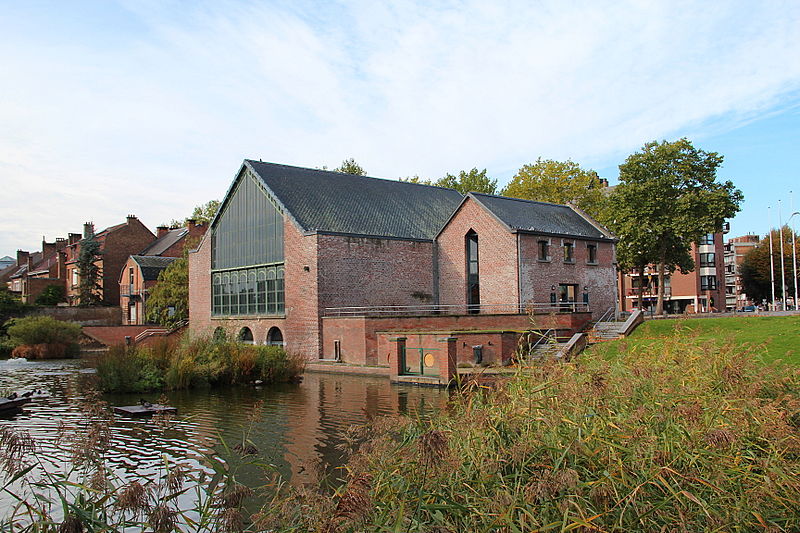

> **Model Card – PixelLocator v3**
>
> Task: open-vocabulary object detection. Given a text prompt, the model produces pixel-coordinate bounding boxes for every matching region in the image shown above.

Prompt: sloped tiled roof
[470,193,612,241]
[139,228,188,256]
[131,255,179,281]
[244,161,464,241]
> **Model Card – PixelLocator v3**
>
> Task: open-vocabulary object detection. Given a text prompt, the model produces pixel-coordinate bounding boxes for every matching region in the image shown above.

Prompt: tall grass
[93,336,305,393]
[261,330,800,531]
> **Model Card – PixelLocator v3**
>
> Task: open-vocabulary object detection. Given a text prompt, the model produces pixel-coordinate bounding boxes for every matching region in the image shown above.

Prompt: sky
[1,0,799,255]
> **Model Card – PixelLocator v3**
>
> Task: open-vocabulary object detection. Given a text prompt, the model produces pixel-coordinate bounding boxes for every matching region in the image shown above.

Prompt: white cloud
[1,0,799,251]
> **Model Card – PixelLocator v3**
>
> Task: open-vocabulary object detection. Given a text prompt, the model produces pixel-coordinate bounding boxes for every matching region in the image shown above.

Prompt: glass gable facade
[211,171,285,316]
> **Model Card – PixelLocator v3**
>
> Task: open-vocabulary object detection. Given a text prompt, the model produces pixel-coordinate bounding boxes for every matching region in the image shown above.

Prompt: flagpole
[791,191,798,311]
[779,200,787,310]
[769,206,776,310]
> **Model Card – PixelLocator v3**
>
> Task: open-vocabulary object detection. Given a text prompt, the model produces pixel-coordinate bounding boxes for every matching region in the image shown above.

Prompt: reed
[92,335,305,393]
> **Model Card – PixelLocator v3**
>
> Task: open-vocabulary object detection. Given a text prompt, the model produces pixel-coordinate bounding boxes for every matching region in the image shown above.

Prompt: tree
[145,257,188,328]
[609,139,743,315]
[77,231,103,307]
[436,168,497,195]
[169,200,220,228]
[35,285,66,306]
[398,175,433,185]
[501,158,607,219]
[740,228,798,305]
[334,158,366,176]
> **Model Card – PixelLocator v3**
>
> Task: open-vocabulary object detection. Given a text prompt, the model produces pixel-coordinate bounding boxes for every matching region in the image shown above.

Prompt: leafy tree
[35,285,66,306]
[399,175,433,185]
[77,231,103,307]
[334,158,366,176]
[609,139,743,314]
[169,199,220,227]
[501,158,607,219]
[145,257,188,328]
[437,168,497,195]
[740,228,798,304]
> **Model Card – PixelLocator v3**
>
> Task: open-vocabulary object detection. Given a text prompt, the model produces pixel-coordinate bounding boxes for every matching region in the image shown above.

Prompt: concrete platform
[305,362,391,376]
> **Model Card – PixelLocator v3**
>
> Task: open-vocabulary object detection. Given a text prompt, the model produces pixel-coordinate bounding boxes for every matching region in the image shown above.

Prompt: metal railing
[626,288,671,298]
[323,302,590,317]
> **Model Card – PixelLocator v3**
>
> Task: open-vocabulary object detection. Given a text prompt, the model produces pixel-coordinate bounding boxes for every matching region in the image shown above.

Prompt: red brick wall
[188,234,212,334]
[101,218,156,306]
[323,312,591,365]
[519,234,616,319]
[437,198,518,310]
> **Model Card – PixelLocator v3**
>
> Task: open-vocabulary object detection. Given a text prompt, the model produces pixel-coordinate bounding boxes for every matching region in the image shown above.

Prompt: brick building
[6,238,71,304]
[189,161,616,369]
[120,221,207,325]
[724,234,760,310]
[65,216,156,306]
[617,227,729,314]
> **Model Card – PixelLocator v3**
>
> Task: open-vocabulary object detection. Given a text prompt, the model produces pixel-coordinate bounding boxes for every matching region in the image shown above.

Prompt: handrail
[324,302,590,317]
[529,328,555,352]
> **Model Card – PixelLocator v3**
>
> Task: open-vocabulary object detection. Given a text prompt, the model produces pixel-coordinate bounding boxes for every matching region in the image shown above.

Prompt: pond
[0,358,449,523]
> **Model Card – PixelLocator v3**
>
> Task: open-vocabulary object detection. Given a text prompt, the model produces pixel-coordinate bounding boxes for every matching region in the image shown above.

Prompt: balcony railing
[323,302,590,317]
[120,284,145,297]
[627,287,671,298]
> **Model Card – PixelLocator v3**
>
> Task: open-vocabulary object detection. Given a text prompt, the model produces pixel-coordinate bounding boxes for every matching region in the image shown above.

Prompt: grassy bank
[258,328,800,531]
[591,314,800,365]
[92,336,305,393]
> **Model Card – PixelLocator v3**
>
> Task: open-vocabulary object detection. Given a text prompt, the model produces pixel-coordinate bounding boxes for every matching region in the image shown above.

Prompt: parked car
[738,305,756,312]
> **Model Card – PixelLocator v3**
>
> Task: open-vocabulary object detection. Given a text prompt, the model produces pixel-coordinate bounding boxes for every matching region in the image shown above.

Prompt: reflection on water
[0,358,448,519]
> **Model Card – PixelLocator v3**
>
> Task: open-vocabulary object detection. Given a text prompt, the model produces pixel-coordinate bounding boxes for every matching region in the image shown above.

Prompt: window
[212,266,285,316]
[537,240,550,261]
[587,244,597,264]
[699,253,715,267]
[563,242,574,263]
[700,233,715,245]
[238,327,254,344]
[71,269,79,288]
[267,326,284,346]
[466,231,480,313]
[701,275,717,291]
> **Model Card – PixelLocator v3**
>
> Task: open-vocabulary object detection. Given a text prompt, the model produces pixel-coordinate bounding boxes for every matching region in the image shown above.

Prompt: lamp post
[768,206,776,310]
[789,203,799,311]
[779,200,788,310]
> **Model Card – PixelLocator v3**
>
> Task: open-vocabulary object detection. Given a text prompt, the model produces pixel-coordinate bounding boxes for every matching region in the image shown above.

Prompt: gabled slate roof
[131,255,179,281]
[470,193,613,241]
[139,228,188,256]
[244,161,464,241]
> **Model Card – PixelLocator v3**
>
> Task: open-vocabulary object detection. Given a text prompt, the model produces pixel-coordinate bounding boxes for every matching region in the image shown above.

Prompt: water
[0,358,448,521]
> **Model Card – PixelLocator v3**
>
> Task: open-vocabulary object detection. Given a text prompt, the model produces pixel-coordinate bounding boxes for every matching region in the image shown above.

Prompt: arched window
[466,230,480,313]
[267,327,284,346]
[212,326,226,342]
[238,327,254,344]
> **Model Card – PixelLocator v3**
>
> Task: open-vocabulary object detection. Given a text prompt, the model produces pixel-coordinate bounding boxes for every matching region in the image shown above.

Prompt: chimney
[68,233,82,245]
[42,238,56,258]
[57,251,66,279]
[187,218,197,231]
[83,222,94,239]
[16,250,29,267]
[599,178,609,188]
[127,214,137,225]
[157,225,170,238]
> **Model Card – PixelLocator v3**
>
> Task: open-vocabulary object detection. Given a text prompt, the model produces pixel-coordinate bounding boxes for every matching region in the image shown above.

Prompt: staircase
[585,309,644,344]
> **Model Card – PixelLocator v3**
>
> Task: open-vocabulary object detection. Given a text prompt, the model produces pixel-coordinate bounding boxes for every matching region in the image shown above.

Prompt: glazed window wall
[211,170,285,317]
[212,266,285,316]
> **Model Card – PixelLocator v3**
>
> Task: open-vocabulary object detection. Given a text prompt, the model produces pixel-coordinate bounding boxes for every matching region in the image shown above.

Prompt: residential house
[120,221,207,325]
[189,161,617,370]
[8,238,71,304]
[65,216,156,306]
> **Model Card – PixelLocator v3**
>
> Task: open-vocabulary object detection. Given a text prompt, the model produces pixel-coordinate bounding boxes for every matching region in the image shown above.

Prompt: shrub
[4,315,81,358]
[92,335,304,393]
[34,285,66,306]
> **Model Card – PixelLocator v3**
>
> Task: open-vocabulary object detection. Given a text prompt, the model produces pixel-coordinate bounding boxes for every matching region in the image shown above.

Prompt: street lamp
[788,207,799,311]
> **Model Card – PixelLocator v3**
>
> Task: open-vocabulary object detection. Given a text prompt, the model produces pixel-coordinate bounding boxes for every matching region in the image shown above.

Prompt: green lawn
[589,314,800,365]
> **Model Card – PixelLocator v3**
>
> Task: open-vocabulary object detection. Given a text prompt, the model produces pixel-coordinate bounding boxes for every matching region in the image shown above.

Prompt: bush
[3,315,81,358]
[34,285,66,306]
[92,335,305,393]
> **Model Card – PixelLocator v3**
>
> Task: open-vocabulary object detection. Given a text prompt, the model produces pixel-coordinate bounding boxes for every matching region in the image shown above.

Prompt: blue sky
[1,0,799,254]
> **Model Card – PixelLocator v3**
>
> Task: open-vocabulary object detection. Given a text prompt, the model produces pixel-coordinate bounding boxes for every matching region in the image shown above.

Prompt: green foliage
[501,158,607,218]
[5,315,81,346]
[34,284,66,306]
[398,175,432,185]
[168,199,220,227]
[607,138,743,313]
[740,227,798,304]
[77,232,103,307]
[262,332,800,530]
[334,158,366,175]
[437,168,497,195]
[145,257,188,328]
[92,335,304,393]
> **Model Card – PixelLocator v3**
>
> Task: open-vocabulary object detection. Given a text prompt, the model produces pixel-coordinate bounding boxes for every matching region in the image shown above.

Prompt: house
[189,160,617,372]
[65,216,156,306]
[6,238,71,304]
[0,256,14,271]
[617,225,729,314]
[120,221,207,325]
